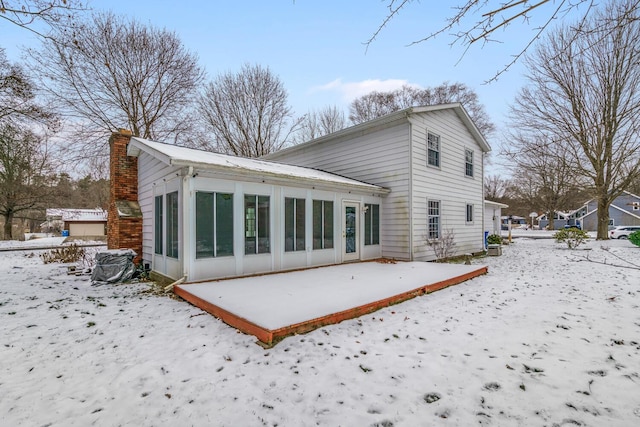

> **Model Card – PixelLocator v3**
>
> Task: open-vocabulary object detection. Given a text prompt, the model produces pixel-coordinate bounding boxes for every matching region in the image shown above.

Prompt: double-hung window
[428,132,440,167]
[195,192,233,258]
[285,197,305,252]
[312,200,333,249]
[428,200,440,239]
[364,203,380,245]
[245,195,270,254]
[465,149,474,177]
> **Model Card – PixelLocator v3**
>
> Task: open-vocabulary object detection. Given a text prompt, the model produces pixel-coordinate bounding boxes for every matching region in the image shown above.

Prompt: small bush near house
[41,244,86,264]
[553,227,589,249]
[487,234,502,245]
[425,229,457,261]
[629,230,640,247]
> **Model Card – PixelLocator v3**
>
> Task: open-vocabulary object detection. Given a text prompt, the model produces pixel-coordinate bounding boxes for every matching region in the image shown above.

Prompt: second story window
[465,149,474,177]
[428,132,440,167]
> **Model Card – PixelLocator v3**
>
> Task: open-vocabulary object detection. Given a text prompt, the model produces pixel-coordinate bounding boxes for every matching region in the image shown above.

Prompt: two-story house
[108,103,490,282]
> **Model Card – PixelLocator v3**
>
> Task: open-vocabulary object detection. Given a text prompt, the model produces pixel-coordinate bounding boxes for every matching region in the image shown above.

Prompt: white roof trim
[484,200,509,209]
[265,103,491,160]
[127,137,390,195]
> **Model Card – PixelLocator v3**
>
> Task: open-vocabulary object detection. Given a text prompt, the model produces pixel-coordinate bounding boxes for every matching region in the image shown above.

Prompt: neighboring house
[108,103,491,282]
[484,200,508,237]
[574,191,640,231]
[43,208,107,236]
[537,211,573,230]
[500,215,527,230]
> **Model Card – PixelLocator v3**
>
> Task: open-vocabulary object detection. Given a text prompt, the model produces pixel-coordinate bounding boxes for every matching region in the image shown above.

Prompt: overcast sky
[2,1,591,153]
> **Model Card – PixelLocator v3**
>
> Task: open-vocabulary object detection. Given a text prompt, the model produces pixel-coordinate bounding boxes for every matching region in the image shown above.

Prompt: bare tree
[27,11,205,160]
[0,123,54,239]
[349,82,495,135]
[293,105,347,144]
[510,0,640,239]
[484,174,510,201]
[504,137,585,229]
[0,0,86,38]
[0,48,55,127]
[368,0,604,81]
[198,63,301,157]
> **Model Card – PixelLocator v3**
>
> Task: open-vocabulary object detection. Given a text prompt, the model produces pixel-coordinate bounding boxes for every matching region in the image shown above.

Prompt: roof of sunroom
[127,137,389,195]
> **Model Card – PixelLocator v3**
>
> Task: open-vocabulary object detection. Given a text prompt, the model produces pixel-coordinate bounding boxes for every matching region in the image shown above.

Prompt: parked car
[609,225,640,239]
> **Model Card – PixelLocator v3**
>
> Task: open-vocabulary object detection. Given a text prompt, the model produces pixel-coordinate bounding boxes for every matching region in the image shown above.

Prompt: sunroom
[124,137,390,282]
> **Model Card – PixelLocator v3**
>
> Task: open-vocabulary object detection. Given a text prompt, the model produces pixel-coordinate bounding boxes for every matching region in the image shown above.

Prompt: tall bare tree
[198,63,300,157]
[27,11,204,159]
[349,82,495,135]
[484,174,510,201]
[0,123,54,239]
[368,0,605,80]
[293,105,346,144]
[0,48,55,127]
[0,0,85,38]
[503,137,585,229]
[510,0,640,239]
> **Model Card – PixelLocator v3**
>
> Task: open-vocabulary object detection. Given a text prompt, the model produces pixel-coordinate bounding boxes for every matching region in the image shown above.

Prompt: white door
[343,202,360,262]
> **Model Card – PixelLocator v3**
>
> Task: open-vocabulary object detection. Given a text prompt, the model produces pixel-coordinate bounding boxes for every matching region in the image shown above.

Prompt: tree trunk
[548,211,555,231]
[597,198,610,240]
[3,211,14,240]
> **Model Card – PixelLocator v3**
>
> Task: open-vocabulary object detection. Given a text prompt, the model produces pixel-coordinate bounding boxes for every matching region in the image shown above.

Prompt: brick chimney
[108,129,143,263]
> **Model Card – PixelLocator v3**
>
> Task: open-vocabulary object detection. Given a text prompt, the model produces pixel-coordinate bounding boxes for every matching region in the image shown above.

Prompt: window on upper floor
[465,149,474,177]
[427,132,440,167]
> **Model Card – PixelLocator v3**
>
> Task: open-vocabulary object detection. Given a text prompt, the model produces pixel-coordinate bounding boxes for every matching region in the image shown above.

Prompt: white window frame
[427,132,440,168]
[465,149,474,177]
[428,199,440,239]
[466,203,474,223]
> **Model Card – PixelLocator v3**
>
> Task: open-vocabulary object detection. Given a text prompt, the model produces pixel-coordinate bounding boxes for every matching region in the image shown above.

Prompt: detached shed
[45,208,107,236]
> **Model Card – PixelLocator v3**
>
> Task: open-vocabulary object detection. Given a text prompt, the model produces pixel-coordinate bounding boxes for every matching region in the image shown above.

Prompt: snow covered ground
[1,238,639,426]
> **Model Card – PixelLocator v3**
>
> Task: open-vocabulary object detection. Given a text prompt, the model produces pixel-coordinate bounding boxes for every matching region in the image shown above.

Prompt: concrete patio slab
[174,260,487,346]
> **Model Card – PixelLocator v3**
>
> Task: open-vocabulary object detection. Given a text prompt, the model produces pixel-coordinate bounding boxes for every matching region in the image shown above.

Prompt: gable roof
[127,137,389,195]
[265,103,491,160]
[580,190,640,206]
[579,204,640,221]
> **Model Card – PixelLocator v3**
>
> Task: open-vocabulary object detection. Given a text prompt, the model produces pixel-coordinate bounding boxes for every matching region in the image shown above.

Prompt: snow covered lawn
[1,238,639,426]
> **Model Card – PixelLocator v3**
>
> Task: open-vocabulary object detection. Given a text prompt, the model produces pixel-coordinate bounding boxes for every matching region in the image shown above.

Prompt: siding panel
[269,123,412,260]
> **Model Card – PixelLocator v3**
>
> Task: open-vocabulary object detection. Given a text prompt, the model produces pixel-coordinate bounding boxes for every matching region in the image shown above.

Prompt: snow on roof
[128,137,389,194]
[46,208,107,222]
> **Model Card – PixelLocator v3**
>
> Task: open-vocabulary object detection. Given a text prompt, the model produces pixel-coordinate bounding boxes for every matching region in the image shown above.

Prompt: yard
[1,237,639,426]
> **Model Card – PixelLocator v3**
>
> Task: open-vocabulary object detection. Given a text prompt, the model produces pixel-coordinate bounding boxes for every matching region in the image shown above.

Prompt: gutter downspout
[408,117,414,261]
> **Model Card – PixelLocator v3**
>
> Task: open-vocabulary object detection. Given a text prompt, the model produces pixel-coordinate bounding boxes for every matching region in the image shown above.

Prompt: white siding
[137,152,182,276]
[409,110,486,260]
[268,122,412,260]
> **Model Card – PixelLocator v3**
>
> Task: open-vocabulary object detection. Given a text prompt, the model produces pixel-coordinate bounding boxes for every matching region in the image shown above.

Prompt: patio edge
[175,265,488,347]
